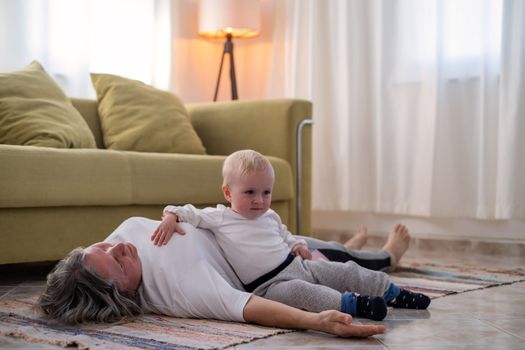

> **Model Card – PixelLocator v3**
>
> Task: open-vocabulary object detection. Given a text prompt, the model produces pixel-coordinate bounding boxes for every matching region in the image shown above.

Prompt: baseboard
[312,227,525,257]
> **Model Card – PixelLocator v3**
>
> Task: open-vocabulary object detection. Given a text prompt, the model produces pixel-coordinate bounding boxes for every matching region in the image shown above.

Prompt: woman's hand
[151,213,186,246]
[315,310,385,337]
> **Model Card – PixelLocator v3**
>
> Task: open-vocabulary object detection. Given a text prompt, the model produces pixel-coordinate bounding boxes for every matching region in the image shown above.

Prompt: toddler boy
[152,150,430,320]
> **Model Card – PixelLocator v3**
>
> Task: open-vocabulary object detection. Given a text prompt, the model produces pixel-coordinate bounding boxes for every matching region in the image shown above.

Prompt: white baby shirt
[164,204,307,285]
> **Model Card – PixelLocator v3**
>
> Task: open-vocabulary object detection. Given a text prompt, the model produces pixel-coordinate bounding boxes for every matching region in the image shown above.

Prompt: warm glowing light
[198,0,260,40]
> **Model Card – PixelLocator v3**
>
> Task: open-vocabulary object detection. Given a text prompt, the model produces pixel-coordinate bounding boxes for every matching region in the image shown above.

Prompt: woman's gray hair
[36,247,142,325]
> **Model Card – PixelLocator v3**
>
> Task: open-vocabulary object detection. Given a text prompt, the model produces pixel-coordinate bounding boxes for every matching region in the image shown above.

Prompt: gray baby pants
[252,257,391,312]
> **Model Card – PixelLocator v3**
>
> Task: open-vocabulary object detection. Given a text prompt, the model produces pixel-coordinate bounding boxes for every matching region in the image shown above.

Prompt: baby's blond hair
[222,149,274,186]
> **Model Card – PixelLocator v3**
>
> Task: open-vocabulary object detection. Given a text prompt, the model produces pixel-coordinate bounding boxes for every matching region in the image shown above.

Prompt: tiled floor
[1,237,524,349]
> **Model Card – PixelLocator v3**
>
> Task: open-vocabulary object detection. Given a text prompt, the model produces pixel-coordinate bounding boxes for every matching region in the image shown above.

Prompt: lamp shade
[198,0,260,39]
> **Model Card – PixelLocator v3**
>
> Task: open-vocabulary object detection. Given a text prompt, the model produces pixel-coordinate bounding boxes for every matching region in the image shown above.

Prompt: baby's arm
[151,212,186,246]
[164,204,221,229]
[273,212,312,259]
[152,204,222,246]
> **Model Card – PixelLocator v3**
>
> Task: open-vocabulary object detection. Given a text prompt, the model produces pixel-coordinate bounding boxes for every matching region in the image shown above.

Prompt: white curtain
[0,0,171,98]
[269,0,525,220]
[2,0,523,220]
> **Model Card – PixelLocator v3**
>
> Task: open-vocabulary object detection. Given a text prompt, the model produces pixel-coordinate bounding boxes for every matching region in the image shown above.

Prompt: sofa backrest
[70,98,105,148]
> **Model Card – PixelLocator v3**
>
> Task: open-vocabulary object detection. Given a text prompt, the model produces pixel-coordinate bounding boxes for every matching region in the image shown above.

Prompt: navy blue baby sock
[341,292,387,321]
[383,283,431,309]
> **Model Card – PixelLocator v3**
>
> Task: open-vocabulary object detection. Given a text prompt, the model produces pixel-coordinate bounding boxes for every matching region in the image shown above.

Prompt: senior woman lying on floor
[37,217,386,338]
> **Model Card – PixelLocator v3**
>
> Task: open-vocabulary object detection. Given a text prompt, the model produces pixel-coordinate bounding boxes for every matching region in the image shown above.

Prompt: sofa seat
[0,144,293,208]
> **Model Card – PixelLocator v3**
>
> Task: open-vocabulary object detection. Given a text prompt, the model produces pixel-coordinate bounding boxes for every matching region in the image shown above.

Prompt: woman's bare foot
[344,225,369,250]
[382,224,411,269]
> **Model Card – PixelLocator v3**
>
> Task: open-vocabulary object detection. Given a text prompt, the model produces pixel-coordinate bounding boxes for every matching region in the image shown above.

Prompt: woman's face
[83,242,142,294]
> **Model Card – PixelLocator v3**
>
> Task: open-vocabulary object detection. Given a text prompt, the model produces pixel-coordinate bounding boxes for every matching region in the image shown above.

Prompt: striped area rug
[0,297,292,350]
[1,262,524,349]
[390,261,525,298]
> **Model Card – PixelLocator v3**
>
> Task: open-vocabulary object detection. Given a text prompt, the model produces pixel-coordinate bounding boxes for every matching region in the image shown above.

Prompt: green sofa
[0,98,312,265]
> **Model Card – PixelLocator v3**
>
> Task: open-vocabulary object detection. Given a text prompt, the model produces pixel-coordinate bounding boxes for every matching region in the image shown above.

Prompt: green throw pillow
[0,61,96,148]
[91,73,206,154]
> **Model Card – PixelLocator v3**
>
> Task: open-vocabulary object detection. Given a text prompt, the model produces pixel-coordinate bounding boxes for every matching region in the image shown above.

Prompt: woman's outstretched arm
[243,295,385,338]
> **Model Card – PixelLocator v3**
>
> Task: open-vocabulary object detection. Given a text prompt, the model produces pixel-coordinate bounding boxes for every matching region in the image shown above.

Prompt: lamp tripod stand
[213,33,238,101]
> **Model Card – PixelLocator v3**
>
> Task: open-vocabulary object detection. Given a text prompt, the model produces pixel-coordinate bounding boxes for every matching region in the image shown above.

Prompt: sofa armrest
[186,99,313,235]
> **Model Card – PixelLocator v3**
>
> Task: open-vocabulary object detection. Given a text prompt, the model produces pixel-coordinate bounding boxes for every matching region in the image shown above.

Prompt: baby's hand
[294,245,312,260]
[151,213,186,246]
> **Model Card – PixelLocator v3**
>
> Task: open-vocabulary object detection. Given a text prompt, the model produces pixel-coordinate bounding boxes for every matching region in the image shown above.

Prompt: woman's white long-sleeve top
[105,217,252,322]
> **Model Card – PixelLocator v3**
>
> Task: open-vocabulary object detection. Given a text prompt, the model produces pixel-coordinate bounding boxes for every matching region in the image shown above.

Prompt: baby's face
[225,168,274,220]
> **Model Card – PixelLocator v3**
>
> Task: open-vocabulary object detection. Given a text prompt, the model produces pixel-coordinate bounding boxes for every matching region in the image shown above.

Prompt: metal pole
[214,33,238,101]
[296,119,314,235]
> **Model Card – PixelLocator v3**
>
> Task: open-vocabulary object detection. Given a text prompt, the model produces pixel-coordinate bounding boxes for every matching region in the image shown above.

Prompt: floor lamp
[198,0,260,101]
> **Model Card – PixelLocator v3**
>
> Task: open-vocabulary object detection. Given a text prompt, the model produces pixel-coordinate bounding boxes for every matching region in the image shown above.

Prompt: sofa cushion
[0,144,293,208]
[0,61,96,148]
[91,73,206,154]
